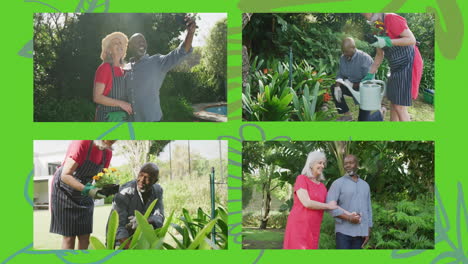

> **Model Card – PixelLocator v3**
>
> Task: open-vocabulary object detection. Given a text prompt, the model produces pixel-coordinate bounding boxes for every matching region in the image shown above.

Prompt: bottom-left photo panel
[33,140,228,250]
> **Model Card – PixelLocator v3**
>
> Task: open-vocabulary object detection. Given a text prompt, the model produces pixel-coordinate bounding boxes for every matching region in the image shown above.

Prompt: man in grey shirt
[332,37,383,121]
[126,16,196,122]
[326,154,373,249]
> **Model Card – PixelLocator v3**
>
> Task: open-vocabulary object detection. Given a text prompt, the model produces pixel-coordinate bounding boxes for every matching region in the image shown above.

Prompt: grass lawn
[343,93,434,121]
[34,205,112,249]
[242,227,284,249]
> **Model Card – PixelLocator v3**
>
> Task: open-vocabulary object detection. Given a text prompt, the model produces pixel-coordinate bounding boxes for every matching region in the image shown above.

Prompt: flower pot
[99,184,120,196]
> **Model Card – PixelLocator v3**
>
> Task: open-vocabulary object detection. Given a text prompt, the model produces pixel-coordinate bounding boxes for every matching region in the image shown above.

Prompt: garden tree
[172,47,202,72]
[170,144,190,179]
[193,17,227,101]
[200,18,227,82]
[243,142,289,229]
[119,140,171,177]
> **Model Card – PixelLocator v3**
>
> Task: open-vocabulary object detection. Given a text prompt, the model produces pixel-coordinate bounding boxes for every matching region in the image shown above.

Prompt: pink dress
[283,175,328,249]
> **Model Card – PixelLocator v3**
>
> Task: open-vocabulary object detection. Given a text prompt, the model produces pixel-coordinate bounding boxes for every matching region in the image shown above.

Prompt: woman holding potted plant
[49,140,116,249]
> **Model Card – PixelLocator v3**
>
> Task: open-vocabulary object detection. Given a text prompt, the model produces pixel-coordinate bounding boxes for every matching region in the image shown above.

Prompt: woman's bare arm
[369,48,384,74]
[93,82,133,114]
[390,28,416,46]
[60,157,85,191]
[296,189,338,210]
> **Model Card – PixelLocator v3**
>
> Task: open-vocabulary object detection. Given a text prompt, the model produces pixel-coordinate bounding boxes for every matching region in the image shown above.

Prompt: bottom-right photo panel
[242,141,434,250]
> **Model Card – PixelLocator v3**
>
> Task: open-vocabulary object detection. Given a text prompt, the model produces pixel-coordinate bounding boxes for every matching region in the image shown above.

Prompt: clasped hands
[345,212,362,224]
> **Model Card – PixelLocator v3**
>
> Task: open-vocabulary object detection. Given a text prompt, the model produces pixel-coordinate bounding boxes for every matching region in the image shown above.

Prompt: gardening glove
[127,216,138,230]
[334,85,343,103]
[370,35,393,48]
[362,73,375,81]
[106,111,127,122]
[81,183,105,199]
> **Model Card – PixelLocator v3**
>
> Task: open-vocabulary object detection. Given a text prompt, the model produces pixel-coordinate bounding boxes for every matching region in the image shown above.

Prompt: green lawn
[33,177,227,250]
[242,228,285,249]
[342,93,434,121]
[34,205,112,249]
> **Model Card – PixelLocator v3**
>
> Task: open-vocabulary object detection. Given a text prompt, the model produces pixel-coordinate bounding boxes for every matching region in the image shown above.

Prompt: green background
[1,0,467,263]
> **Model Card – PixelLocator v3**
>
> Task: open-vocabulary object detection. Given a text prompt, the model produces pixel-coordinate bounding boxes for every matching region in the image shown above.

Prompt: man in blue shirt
[326,154,373,249]
[332,37,384,121]
[126,16,196,122]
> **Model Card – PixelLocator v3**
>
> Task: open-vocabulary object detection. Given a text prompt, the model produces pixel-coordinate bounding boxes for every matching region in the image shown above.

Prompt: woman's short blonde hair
[94,140,116,151]
[100,32,128,65]
[301,151,327,181]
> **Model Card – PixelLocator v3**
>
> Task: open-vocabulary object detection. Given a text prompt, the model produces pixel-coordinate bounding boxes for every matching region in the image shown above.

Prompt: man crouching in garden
[110,162,164,247]
[332,37,384,121]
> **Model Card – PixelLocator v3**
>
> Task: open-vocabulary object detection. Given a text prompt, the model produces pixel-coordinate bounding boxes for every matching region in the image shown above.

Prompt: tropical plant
[243,56,336,121]
[90,199,171,250]
[90,199,226,250]
[168,206,228,249]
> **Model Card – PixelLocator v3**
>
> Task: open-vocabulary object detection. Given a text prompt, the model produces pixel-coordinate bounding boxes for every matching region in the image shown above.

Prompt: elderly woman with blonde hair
[93,32,133,122]
[283,151,339,249]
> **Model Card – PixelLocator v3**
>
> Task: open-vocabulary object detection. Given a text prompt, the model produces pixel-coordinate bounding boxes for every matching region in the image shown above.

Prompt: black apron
[383,16,415,107]
[95,65,130,122]
[50,141,107,236]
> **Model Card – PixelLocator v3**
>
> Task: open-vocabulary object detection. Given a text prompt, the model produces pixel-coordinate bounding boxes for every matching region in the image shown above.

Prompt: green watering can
[336,78,386,111]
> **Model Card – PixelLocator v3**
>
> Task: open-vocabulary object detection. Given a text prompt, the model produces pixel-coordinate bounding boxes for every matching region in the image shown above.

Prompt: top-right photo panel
[242,13,434,122]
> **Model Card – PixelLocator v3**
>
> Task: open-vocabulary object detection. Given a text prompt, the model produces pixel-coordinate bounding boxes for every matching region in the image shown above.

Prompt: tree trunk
[259,177,272,229]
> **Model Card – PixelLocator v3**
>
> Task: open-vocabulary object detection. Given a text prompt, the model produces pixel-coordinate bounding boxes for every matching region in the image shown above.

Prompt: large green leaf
[188,218,218,249]
[182,209,196,239]
[129,199,159,248]
[155,210,174,238]
[144,199,158,218]
[106,210,118,249]
[309,82,320,118]
[168,232,185,249]
[135,210,157,248]
[90,236,106,250]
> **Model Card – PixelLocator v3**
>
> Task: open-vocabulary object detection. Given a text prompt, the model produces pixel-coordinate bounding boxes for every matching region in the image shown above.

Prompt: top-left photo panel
[34,13,227,122]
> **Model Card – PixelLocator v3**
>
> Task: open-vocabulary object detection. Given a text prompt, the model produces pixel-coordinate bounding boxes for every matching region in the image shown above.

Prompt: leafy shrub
[160,96,194,121]
[169,206,228,249]
[34,93,95,122]
[243,57,335,121]
[91,200,227,250]
[420,59,434,91]
[317,196,434,249]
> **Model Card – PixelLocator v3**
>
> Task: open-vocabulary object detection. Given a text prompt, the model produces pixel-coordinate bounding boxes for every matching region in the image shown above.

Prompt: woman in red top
[50,140,116,249]
[93,32,133,121]
[283,151,338,249]
[363,13,424,122]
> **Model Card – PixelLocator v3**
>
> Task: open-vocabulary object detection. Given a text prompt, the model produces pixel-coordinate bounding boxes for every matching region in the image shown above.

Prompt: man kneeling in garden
[332,37,384,121]
[111,162,164,246]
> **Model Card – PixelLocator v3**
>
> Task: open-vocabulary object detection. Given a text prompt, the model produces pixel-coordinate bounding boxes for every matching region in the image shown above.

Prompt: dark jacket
[111,180,164,240]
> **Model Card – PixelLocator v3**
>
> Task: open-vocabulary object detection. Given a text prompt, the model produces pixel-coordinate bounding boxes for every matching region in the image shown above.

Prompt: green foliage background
[1,0,467,262]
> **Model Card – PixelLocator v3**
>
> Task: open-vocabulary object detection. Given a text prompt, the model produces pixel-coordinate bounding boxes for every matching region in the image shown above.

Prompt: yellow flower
[110,168,117,172]
[103,168,109,173]
[93,175,101,180]
[97,172,104,177]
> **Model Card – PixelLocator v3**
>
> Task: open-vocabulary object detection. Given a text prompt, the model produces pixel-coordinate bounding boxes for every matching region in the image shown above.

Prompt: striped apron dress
[50,141,107,236]
[95,66,130,122]
[384,45,415,106]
